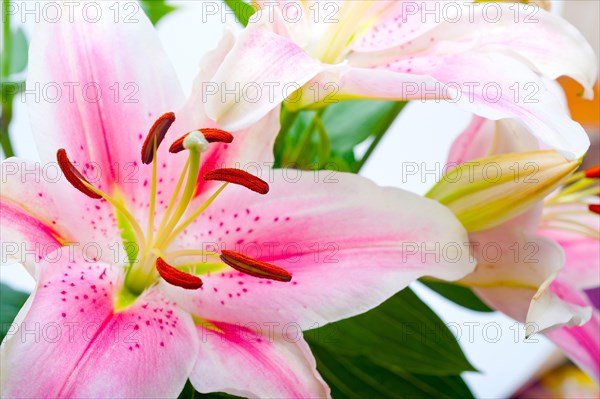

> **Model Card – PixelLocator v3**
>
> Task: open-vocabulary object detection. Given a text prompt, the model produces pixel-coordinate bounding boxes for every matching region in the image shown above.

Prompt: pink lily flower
[0,5,475,398]
[203,0,597,160]
[447,116,600,381]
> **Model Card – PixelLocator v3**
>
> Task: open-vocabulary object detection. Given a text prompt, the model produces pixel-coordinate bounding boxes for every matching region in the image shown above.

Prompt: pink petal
[447,117,540,166]
[164,171,474,330]
[352,2,596,97]
[464,219,590,332]
[181,31,282,198]
[539,204,600,290]
[27,2,188,213]
[351,0,450,52]
[347,51,589,160]
[0,159,119,274]
[0,253,199,398]
[546,316,600,383]
[204,25,325,130]
[189,321,329,398]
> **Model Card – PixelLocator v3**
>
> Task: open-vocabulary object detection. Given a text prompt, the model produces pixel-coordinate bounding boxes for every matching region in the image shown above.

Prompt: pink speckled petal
[190,322,329,398]
[0,159,120,274]
[27,2,189,219]
[0,253,199,398]
[164,171,474,330]
[347,51,589,160]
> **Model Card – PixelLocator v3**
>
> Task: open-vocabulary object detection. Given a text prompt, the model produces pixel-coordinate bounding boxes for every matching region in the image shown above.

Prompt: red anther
[584,166,600,179]
[156,257,203,290]
[141,112,176,164]
[200,128,234,144]
[204,168,269,194]
[589,204,600,215]
[220,250,292,282]
[169,129,234,154]
[56,149,101,199]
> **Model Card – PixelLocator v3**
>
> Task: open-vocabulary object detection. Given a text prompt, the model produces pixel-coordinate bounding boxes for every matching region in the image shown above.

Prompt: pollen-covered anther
[169,128,234,154]
[156,257,203,290]
[220,250,292,282]
[141,112,176,164]
[584,165,600,179]
[204,168,269,194]
[56,149,101,199]
[589,204,600,215]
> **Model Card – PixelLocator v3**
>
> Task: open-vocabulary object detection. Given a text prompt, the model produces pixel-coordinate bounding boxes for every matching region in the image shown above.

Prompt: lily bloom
[0,5,475,398]
[440,116,599,381]
[204,0,597,160]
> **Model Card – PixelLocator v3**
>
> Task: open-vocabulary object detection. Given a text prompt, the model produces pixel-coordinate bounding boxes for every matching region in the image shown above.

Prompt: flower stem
[1,0,16,158]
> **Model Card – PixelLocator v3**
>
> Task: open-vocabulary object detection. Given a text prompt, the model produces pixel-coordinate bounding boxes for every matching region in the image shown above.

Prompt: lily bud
[426,150,581,233]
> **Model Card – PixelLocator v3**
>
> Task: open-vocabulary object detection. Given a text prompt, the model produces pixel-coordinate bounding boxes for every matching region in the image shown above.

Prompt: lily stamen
[204,168,270,194]
[156,257,203,290]
[141,112,175,164]
[57,148,147,253]
[169,128,233,153]
[56,149,102,199]
[220,250,292,282]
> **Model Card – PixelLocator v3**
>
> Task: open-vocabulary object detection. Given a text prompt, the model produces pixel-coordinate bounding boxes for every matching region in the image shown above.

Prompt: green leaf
[274,100,405,171]
[223,0,256,26]
[6,27,28,75]
[311,346,474,399]
[140,0,177,25]
[322,100,403,153]
[421,280,494,313]
[0,283,29,341]
[305,287,476,376]
[178,380,239,399]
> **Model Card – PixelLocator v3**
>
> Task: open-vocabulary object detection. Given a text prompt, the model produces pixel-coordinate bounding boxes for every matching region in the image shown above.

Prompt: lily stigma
[56,112,290,304]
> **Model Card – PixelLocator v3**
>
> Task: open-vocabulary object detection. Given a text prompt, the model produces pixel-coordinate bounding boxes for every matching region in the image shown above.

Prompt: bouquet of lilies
[0,1,598,398]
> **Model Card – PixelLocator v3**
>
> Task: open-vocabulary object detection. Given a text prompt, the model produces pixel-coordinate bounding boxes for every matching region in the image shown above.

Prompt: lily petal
[165,171,475,330]
[0,159,120,274]
[347,51,589,160]
[0,252,199,398]
[27,2,188,212]
[546,314,600,382]
[189,321,329,398]
[204,25,325,130]
[448,117,540,166]
[463,210,591,333]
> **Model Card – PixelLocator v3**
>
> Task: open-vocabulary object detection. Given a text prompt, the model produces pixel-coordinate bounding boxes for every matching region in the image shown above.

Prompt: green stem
[274,106,299,166]
[354,102,407,173]
[1,0,15,158]
[287,109,325,167]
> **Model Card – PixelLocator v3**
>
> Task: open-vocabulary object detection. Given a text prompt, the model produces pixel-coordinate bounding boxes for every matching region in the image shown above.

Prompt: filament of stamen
[163,183,229,247]
[554,187,600,204]
[153,149,202,250]
[156,158,190,235]
[146,140,159,250]
[553,178,598,199]
[81,180,147,256]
